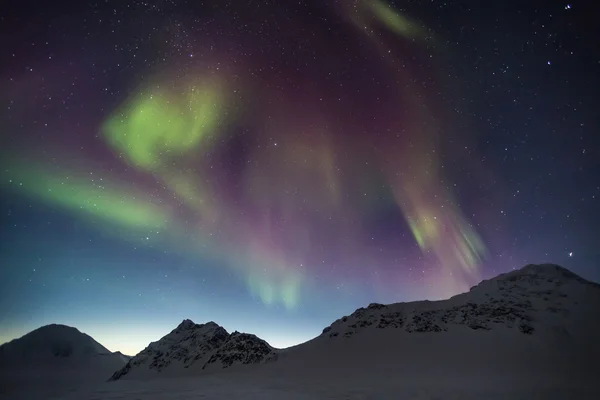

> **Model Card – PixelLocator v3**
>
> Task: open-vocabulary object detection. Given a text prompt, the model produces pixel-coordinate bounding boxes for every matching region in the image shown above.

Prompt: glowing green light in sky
[280,278,301,310]
[247,272,302,310]
[0,163,168,231]
[103,82,224,170]
[367,0,427,40]
[102,79,226,222]
[404,200,486,274]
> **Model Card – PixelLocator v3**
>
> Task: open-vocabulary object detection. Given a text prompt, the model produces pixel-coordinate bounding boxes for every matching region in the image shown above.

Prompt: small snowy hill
[0,324,130,399]
[0,324,129,368]
[110,320,277,380]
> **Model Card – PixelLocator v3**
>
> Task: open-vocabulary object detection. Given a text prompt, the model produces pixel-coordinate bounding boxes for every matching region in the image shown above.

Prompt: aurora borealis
[1,0,599,355]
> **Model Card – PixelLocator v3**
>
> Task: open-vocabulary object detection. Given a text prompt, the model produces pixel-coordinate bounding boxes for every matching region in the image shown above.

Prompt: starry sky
[1,0,598,355]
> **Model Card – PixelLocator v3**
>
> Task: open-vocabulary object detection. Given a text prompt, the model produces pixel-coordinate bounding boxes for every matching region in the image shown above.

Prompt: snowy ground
[38,373,598,400]
[4,328,599,399]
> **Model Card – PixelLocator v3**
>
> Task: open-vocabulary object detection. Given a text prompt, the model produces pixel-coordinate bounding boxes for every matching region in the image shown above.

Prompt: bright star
[569,252,573,257]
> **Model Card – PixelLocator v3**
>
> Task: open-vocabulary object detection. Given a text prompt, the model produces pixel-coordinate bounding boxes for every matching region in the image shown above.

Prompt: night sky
[1,0,598,355]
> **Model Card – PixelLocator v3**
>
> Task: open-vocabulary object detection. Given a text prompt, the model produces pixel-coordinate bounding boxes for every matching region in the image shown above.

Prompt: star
[569,252,573,257]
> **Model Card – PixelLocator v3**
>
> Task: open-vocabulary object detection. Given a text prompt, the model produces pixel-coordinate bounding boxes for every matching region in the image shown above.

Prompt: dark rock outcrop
[110,321,276,380]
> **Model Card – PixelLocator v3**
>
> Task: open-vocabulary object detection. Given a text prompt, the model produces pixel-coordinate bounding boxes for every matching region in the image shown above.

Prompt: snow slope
[268,263,600,383]
[0,324,130,399]
[51,371,600,400]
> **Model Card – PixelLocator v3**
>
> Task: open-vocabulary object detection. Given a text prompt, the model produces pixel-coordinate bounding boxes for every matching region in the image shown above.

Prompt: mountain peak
[320,264,600,340]
[519,263,582,278]
[33,323,81,334]
[177,319,197,330]
[110,320,275,380]
[485,263,593,288]
[0,323,129,370]
[175,320,221,331]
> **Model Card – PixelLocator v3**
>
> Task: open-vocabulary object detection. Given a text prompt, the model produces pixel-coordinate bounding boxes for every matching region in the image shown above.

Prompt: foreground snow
[42,372,599,400]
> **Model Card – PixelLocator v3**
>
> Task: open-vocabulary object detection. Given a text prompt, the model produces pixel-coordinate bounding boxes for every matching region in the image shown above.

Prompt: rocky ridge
[321,264,600,339]
[109,320,276,380]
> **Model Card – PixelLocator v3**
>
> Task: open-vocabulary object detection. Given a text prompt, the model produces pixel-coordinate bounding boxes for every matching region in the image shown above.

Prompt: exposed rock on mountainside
[203,332,277,369]
[110,320,276,380]
[321,264,600,339]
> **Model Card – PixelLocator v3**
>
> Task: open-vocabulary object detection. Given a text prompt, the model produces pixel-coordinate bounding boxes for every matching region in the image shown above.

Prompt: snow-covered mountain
[0,323,130,368]
[0,324,130,399]
[7,263,599,399]
[109,320,277,380]
[320,263,600,340]
[109,263,600,389]
[263,263,600,391]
